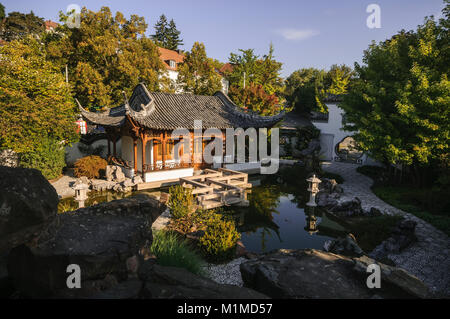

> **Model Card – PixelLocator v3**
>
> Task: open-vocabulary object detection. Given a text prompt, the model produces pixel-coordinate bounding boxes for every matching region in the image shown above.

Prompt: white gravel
[202,257,248,287]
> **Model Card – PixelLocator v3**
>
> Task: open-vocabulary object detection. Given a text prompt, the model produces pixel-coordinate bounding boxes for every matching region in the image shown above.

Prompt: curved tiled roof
[79,83,284,130]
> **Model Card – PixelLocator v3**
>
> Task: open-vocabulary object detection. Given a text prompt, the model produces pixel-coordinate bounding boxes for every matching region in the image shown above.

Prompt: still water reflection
[234,175,348,253]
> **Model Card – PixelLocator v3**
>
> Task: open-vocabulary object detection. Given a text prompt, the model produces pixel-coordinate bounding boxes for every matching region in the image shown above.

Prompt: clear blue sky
[2,0,446,77]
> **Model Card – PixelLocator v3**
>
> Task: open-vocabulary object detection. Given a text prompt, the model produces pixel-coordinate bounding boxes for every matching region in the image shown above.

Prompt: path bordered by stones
[321,161,450,296]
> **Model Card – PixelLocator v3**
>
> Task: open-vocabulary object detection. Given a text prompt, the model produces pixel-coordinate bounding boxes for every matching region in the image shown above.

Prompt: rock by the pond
[370,219,417,260]
[0,149,19,167]
[316,191,339,208]
[0,166,58,252]
[330,197,364,217]
[123,178,134,188]
[324,234,365,257]
[132,176,143,185]
[7,196,162,298]
[106,165,126,183]
[139,263,268,299]
[240,249,429,299]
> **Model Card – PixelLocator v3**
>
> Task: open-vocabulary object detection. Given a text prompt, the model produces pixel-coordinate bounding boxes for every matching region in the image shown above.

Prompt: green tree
[285,68,327,114]
[166,19,183,50]
[285,65,353,114]
[0,10,45,41]
[46,7,166,109]
[340,6,449,185]
[0,38,79,178]
[151,14,168,47]
[151,15,183,50]
[326,64,354,95]
[226,44,284,115]
[0,3,5,20]
[177,42,222,95]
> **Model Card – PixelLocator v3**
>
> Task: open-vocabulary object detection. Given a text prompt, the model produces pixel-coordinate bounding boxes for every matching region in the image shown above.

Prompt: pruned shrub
[168,185,194,219]
[74,155,107,179]
[20,136,66,180]
[198,212,240,262]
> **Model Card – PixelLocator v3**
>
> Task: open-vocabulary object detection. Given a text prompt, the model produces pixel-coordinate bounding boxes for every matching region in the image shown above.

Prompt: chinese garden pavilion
[78,83,283,183]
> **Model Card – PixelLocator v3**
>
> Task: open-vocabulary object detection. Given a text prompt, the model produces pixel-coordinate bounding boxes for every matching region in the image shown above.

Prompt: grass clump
[373,186,450,236]
[150,230,205,275]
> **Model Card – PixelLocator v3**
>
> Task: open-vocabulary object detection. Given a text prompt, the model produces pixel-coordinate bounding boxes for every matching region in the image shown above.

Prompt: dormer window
[169,60,176,68]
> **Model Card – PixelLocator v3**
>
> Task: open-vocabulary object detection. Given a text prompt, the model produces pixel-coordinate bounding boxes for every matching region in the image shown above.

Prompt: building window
[169,60,176,68]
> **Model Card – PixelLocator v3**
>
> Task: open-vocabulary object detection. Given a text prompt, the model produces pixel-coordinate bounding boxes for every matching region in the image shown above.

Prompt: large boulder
[240,249,429,299]
[324,234,365,257]
[106,165,126,183]
[370,219,417,260]
[0,166,58,252]
[330,197,365,217]
[7,195,162,298]
[139,262,268,299]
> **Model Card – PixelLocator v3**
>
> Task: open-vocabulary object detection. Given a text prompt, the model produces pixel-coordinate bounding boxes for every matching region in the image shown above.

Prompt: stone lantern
[304,210,318,235]
[74,182,89,208]
[306,174,321,207]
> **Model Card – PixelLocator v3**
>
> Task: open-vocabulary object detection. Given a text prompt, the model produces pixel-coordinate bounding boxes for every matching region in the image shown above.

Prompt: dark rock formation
[0,166,59,252]
[7,195,160,298]
[370,219,417,260]
[324,234,365,257]
[330,197,365,217]
[139,262,268,299]
[353,255,428,298]
[240,249,429,299]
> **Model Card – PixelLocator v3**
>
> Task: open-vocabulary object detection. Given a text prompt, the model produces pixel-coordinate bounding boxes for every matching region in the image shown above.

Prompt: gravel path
[322,161,450,296]
[202,257,247,287]
[50,175,77,199]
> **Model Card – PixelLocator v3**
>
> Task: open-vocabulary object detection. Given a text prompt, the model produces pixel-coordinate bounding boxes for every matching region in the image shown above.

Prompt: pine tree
[166,19,183,50]
[0,3,5,20]
[151,14,168,47]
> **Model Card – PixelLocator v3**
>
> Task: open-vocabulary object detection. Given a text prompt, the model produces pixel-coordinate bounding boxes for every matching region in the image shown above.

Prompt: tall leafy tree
[285,68,327,114]
[0,38,79,178]
[166,19,183,50]
[340,5,449,185]
[0,10,44,41]
[285,64,353,114]
[45,7,166,109]
[226,44,284,115]
[177,42,222,95]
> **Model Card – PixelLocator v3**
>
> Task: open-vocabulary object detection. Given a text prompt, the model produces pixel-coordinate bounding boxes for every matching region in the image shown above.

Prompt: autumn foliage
[229,84,280,116]
[74,155,108,179]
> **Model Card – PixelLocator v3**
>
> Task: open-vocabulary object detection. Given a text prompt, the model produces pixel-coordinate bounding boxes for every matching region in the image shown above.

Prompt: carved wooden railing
[143,162,191,172]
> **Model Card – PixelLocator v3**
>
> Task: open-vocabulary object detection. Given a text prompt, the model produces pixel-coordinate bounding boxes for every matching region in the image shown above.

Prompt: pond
[230,171,349,253]
[58,166,350,254]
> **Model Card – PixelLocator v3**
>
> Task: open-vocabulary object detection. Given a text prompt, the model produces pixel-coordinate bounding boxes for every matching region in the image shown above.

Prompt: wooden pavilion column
[107,136,111,157]
[162,132,166,169]
[113,136,117,157]
[141,135,147,178]
[133,138,138,173]
[152,139,156,169]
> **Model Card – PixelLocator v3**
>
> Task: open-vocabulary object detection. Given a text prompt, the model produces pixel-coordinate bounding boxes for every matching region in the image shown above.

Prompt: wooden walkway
[180,168,251,209]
